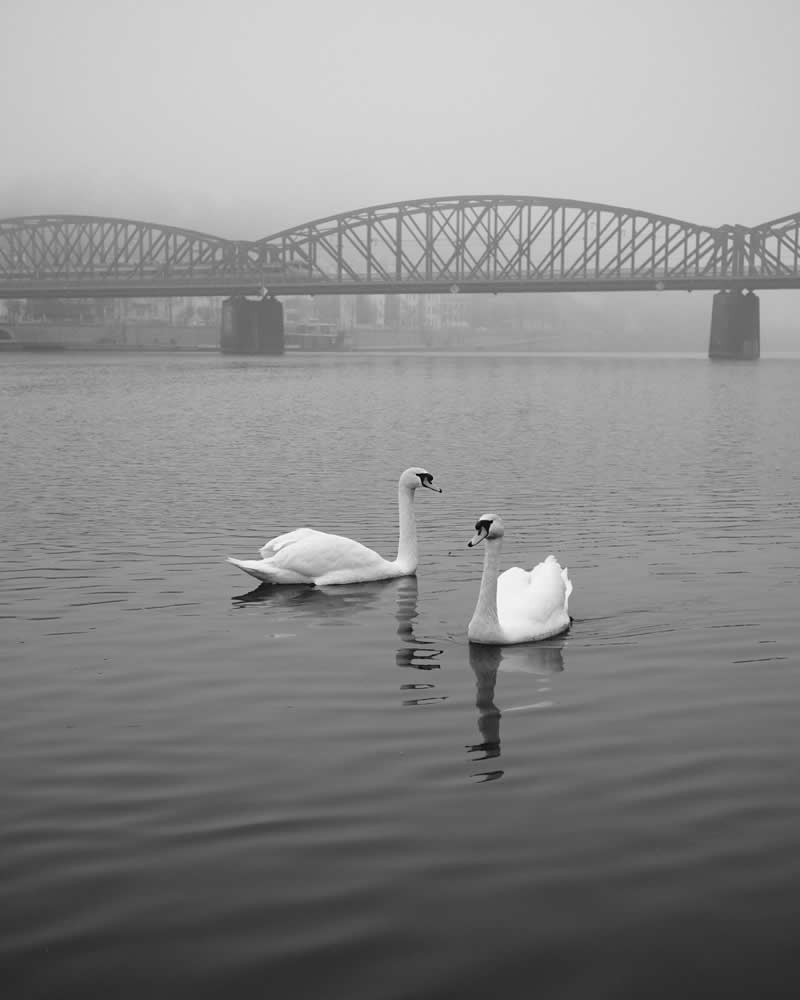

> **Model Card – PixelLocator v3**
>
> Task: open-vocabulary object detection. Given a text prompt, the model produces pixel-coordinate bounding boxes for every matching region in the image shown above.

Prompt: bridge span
[3,194,798,358]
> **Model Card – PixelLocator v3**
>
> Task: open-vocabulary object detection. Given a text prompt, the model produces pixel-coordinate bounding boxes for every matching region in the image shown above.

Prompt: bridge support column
[220,296,284,354]
[708,290,760,360]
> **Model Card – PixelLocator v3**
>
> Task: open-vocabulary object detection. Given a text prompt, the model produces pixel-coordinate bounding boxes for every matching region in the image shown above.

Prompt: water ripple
[4,352,800,998]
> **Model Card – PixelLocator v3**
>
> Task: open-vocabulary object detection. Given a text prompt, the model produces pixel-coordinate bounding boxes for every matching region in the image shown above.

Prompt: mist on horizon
[2,0,799,239]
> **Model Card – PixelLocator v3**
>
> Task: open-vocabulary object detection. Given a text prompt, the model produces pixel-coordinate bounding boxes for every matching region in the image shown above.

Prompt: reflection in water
[232,578,399,612]
[467,640,566,782]
[233,581,309,605]
[394,576,443,672]
[233,577,450,707]
[395,647,443,669]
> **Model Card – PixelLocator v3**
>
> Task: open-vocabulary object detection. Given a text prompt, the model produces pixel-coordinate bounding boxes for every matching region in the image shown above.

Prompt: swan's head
[468,513,504,547]
[400,467,442,493]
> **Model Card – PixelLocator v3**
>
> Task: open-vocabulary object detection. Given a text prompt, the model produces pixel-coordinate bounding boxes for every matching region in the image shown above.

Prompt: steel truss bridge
[2,195,800,299]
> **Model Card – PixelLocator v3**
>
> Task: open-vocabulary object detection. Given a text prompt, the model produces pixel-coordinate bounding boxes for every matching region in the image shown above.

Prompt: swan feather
[468,516,573,645]
[227,467,441,586]
[229,529,397,585]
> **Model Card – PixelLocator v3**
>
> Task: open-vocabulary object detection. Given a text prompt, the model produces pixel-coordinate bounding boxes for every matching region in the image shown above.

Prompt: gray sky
[2,0,798,238]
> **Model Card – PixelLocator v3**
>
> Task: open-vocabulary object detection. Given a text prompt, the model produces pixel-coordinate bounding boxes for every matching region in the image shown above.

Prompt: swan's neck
[395,485,418,572]
[470,538,503,636]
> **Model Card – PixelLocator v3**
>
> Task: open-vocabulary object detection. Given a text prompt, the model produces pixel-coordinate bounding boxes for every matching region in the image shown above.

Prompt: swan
[466,513,572,645]
[227,467,442,585]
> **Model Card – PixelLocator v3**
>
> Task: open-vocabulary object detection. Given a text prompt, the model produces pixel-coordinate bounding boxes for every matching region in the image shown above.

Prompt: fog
[2,0,799,238]
[3,0,799,343]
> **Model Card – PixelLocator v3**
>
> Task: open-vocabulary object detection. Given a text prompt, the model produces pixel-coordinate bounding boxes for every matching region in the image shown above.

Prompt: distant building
[395,294,422,329]
[108,297,221,326]
[422,293,469,331]
[338,296,357,329]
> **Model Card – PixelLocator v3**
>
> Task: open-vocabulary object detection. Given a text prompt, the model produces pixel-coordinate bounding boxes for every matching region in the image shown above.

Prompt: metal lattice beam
[3,198,800,297]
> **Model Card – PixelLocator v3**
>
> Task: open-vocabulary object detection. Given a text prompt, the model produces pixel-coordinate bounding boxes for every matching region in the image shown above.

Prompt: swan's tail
[561,566,573,611]
[542,554,573,613]
[226,556,278,583]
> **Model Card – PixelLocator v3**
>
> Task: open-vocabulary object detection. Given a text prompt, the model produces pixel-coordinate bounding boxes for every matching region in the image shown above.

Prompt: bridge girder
[0,214,266,291]
[254,195,728,288]
[1,197,799,298]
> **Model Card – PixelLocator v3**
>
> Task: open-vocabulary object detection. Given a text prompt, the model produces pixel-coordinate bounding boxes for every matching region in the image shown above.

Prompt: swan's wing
[497,555,569,626]
[260,528,388,581]
[496,567,531,608]
[259,527,317,559]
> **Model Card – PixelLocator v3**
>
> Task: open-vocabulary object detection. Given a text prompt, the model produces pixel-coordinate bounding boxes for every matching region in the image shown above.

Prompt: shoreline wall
[3,322,219,349]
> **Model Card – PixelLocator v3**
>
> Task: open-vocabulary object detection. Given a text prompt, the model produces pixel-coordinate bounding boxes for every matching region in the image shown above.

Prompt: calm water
[3,349,800,999]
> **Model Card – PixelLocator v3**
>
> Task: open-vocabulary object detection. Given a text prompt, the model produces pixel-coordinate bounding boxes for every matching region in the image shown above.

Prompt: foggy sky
[2,0,798,239]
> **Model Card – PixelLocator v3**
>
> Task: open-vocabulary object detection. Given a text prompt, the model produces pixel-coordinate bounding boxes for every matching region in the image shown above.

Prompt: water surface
[3,350,800,999]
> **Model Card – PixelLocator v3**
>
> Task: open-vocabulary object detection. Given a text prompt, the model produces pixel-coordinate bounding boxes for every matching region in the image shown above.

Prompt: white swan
[227,467,442,585]
[467,513,572,645]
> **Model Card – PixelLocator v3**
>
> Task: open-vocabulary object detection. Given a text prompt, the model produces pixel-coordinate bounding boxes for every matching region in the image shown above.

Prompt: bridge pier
[708,290,760,360]
[220,296,284,354]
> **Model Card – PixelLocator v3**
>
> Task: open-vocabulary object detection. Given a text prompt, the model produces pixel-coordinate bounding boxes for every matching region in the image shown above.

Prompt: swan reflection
[394,576,443,672]
[232,578,399,612]
[235,575,446,706]
[467,639,565,781]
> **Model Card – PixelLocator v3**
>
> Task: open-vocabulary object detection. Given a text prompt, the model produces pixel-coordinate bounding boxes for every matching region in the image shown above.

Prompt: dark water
[3,350,800,999]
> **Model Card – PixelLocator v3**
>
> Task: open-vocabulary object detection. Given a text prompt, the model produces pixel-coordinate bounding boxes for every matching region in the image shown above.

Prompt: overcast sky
[2,0,798,239]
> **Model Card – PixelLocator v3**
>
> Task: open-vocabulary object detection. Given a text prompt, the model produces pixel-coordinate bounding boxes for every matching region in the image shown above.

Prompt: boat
[284,321,345,351]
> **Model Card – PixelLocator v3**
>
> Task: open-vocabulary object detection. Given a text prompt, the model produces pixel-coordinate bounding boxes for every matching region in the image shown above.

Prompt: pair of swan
[227,467,572,645]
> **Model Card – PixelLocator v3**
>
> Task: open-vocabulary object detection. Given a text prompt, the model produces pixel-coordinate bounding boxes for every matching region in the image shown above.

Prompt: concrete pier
[220,296,284,354]
[708,290,760,360]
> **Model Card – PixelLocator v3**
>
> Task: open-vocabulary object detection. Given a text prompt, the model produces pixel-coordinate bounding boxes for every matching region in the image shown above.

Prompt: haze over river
[3,349,800,999]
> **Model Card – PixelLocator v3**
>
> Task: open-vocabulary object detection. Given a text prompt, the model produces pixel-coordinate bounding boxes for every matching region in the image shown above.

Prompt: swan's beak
[468,525,489,547]
[422,483,443,493]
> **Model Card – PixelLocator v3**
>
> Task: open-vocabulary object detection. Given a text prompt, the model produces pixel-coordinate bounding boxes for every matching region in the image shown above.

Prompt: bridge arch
[0,214,263,283]
[254,194,729,287]
[2,196,800,296]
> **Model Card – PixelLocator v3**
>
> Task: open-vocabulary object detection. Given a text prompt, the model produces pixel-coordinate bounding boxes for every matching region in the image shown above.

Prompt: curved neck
[473,538,503,628]
[395,485,418,572]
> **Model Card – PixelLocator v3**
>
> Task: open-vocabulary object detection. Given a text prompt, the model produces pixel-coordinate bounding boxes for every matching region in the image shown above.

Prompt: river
[3,349,800,999]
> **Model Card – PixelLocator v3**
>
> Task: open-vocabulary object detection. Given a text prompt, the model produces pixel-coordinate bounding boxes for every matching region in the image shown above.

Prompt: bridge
[3,194,798,357]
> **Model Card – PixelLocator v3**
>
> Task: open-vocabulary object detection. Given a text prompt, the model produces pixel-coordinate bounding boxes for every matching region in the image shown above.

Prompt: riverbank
[0,321,219,350]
